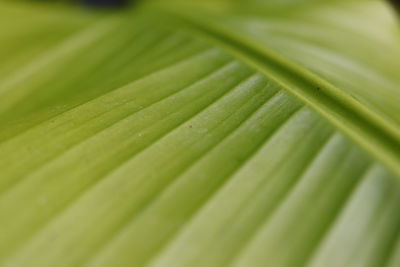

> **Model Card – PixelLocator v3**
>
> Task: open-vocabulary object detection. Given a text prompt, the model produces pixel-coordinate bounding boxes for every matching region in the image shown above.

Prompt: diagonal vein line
[215,124,335,266]
[145,104,305,267]
[4,67,254,260]
[82,81,280,266]
[153,6,400,176]
[352,180,400,267]
[226,131,340,266]
[303,162,376,267]
[378,199,400,267]
[0,44,211,146]
[0,55,233,195]
[0,17,121,114]
[230,136,373,267]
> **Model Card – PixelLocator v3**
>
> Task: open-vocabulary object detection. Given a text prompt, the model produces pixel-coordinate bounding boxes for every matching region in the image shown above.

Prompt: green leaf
[0,0,399,267]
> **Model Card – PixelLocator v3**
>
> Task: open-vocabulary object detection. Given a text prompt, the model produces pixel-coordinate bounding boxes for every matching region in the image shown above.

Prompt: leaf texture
[0,1,399,267]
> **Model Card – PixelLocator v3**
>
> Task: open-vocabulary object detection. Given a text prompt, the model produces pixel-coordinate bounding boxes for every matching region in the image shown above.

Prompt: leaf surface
[0,1,399,267]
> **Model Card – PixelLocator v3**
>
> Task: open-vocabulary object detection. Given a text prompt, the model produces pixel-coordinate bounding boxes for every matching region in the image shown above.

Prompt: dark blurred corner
[78,0,400,12]
[82,0,128,8]
[388,0,400,13]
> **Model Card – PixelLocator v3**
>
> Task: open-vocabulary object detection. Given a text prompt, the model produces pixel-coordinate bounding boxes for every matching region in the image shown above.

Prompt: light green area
[0,0,399,267]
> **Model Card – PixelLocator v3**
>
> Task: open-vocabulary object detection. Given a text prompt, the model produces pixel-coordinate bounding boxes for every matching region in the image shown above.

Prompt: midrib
[146,4,400,177]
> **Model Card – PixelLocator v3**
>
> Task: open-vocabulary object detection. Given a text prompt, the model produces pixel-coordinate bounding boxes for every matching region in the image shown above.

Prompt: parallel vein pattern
[0,1,399,267]
[151,1,400,175]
